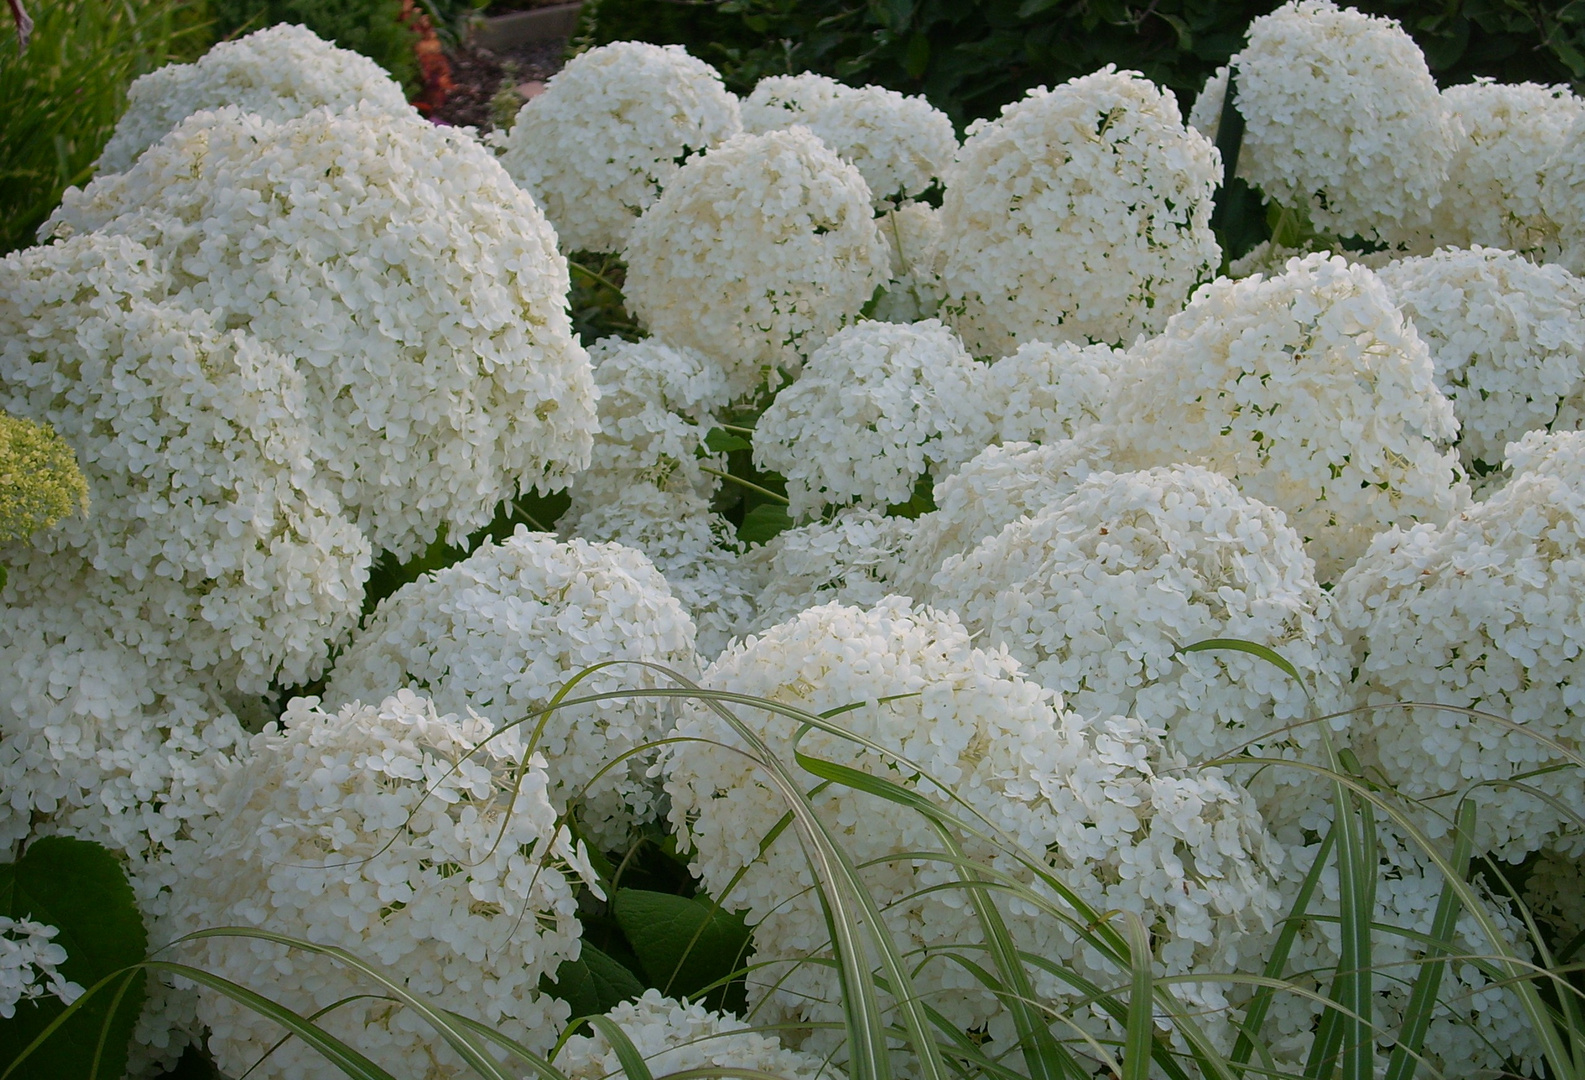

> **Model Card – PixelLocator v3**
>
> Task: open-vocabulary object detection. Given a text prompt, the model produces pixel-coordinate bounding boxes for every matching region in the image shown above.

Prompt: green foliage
[578,0,1585,128]
[612,889,753,1012]
[0,837,148,1080]
[0,0,210,254]
[546,942,647,1022]
[209,0,420,92]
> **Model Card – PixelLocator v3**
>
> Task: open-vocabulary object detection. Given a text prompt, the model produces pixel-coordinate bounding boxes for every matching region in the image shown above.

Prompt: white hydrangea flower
[1431,80,1582,255]
[934,465,1350,834]
[561,486,757,665]
[891,432,1115,601]
[754,320,995,518]
[622,127,891,398]
[557,990,831,1080]
[0,917,83,1020]
[179,692,589,1080]
[938,67,1221,358]
[979,339,1135,446]
[45,103,597,562]
[664,597,1284,1056]
[96,24,412,175]
[1100,253,1467,582]
[1331,430,1585,859]
[1188,2,1456,245]
[324,528,697,848]
[744,507,912,631]
[870,200,944,324]
[1376,248,1585,474]
[567,336,735,513]
[0,233,371,694]
[1263,829,1541,1076]
[1539,111,1585,276]
[500,42,742,254]
[0,585,249,1071]
[742,73,957,208]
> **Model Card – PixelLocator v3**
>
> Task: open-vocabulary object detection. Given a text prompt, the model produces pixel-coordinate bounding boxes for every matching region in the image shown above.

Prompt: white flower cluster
[561,485,757,663]
[979,339,1133,445]
[0,233,371,695]
[1332,430,1585,859]
[1376,248,1585,475]
[934,466,1350,833]
[742,72,957,208]
[938,67,1220,357]
[324,529,697,848]
[754,320,994,518]
[664,598,1283,1054]
[1099,253,1466,581]
[45,103,596,561]
[871,200,944,323]
[623,128,890,397]
[95,24,412,176]
[1538,112,1585,275]
[500,42,742,254]
[0,916,83,1020]
[744,507,911,631]
[1432,80,1582,255]
[557,990,831,1080]
[179,691,589,1079]
[891,433,1115,600]
[565,336,733,518]
[1189,1,1456,245]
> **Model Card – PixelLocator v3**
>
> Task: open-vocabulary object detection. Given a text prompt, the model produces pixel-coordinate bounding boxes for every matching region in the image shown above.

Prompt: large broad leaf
[611,890,751,1013]
[0,836,147,1080]
[544,942,646,1022]
[738,503,793,546]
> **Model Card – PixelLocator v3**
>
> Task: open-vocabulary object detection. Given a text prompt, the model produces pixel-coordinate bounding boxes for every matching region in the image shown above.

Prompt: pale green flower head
[0,411,89,544]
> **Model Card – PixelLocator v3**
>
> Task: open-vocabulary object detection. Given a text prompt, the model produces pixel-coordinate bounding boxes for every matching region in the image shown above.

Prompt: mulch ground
[431,35,570,132]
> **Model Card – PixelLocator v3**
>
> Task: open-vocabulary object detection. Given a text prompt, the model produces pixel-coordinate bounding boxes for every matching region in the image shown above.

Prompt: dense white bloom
[1101,253,1466,581]
[744,507,911,631]
[934,466,1350,833]
[561,485,757,664]
[742,73,957,208]
[979,339,1134,445]
[557,990,831,1080]
[754,320,994,517]
[1376,248,1585,473]
[566,336,734,513]
[1539,112,1585,275]
[0,233,370,693]
[0,917,83,1020]
[870,200,944,323]
[0,586,248,1070]
[1431,80,1582,254]
[1331,430,1585,859]
[665,597,1284,1054]
[500,42,742,253]
[1188,2,1456,244]
[179,692,588,1079]
[939,67,1220,357]
[623,128,893,397]
[96,24,411,175]
[45,103,597,561]
[324,529,697,848]
[891,433,1115,600]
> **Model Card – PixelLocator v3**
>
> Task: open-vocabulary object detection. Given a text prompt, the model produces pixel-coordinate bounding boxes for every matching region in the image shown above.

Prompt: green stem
[698,466,789,505]
[567,259,623,294]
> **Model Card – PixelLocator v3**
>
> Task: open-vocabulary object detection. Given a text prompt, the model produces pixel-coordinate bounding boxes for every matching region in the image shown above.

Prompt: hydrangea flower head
[622,127,890,397]
[0,917,83,1020]
[979,339,1135,446]
[744,507,911,631]
[939,67,1220,357]
[500,41,742,254]
[0,412,87,544]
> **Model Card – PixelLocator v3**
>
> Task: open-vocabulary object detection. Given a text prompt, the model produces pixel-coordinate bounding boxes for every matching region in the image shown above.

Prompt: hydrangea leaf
[546,942,647,1023]
[612,889,752,1013]
[738,503,794,546]
[0,837,147,1080]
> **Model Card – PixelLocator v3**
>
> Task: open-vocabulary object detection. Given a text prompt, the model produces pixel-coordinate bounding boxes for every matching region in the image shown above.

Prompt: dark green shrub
[210,0,420,92]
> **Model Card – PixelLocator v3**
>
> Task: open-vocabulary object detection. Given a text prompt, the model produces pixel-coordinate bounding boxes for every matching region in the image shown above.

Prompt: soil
[430,35,570,131]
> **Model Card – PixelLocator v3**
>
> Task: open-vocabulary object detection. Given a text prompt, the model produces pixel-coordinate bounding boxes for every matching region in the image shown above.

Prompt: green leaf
[0,837,147,1080]
[702,428,752,455]
[544,943,646,1021]
[611,889,752,1012]
[885,471,936,519]
[738,503,794,545]
[904,30,930,77]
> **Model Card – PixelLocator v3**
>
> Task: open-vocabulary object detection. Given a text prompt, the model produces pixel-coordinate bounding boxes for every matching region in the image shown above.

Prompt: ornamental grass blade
[1382,799,1476,1080]
[1316,743,1376,1080]
[1121,914,1154,1080]
[583,1016,655,1080]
